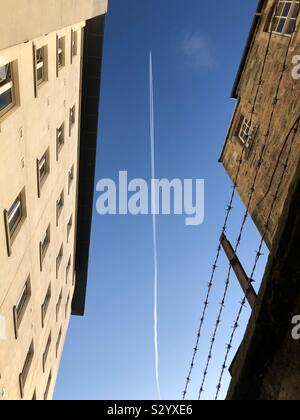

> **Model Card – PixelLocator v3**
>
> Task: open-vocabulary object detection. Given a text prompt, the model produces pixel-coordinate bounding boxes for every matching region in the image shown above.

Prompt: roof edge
[71,14,106,316]
[231,0,266,99]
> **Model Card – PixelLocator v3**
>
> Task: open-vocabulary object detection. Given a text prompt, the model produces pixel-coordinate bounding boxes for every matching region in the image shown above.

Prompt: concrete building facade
[220,0,300,249]
[0,0,107,400]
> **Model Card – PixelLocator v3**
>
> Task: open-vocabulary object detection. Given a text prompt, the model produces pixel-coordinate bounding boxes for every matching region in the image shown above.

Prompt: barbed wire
[214,117,300,400]
[182,3,278,400]
[197,1,293,400]
[213,16,298,400]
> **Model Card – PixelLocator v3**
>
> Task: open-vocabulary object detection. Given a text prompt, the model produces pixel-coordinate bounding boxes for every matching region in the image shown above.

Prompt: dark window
[14,277,31,337]
[56,190,64,225]
[19,342,34,398]
[56,123,65,159]
[57,37,65,69]
[0,63,14,117]
[44,371,52,400]
[56,245,63,278]
[43,332,52,372]
[40,226,50,270]
[41,285,51,327]
[269,0,300,35]
[36,47,46,85]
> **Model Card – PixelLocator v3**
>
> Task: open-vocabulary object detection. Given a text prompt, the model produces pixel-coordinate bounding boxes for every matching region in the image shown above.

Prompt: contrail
[149,51,161,400]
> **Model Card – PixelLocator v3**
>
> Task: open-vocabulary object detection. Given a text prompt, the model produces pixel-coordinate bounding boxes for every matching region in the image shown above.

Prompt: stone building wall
[220,0,300,249]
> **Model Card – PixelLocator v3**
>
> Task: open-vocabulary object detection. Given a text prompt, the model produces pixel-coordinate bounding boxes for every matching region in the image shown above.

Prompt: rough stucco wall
[220,0,300,249]
[0,0,108,50]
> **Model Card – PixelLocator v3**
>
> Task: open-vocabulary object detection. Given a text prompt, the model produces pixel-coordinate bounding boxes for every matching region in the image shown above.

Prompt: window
[66,257,71,284]
[56,190,64,225]
[0,63,14,118]
[34,46,47,95]
[13,277,31,338]
[56,327,62,358]
[237,115,255,148]
[44,371,52,400]
[43,332,51,373]
[19,341,34,398]
[39,226,50,271]
[36,47,45,85]
[56,289,62,322]
[4,190,26,255]
[56,245,63,279]
[68,165,74,194]
[71,30,78,61]
[41,285,51,328]
[56,123,65,160]
[65,294,70,319]
[6,194,23,238]
[37,149,49,197]
[57,36,65,73]
[69,105,76,135]
[67,215,73,243]
[269,0,300,35]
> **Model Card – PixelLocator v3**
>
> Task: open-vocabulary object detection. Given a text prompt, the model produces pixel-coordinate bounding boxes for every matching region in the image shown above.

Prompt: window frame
[13,277,31,339]
[237,115,256,149]
[19,341,34,398]
[56,36,65,75]
[66,256,71,284]
[33,45,47,97]
[65,293,70,319]
[41,285,51,328]
[42,332,52,373]
[56,289,63,322]
[69,105,76,136]
[39,225,50,272]
[37,149,50,198]
[56,123,65,160]
[68,165,74,195]
[56,244,63,279]
[4,189,26,256]
[44,371,52,401]
[56,327,62,358]
[67,215,73,243]
[0,62,15,119]
[71,29,78,63]
[56,190,64,226]
[269,0,300,36]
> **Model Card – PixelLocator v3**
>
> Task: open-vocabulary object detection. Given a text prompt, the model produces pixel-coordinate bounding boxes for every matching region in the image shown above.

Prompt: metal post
[220,233,257,309]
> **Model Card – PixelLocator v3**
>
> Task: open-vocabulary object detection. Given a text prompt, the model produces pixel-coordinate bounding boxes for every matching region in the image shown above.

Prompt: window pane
[292,2,300,18]
[282,2,292,17]
[276,17,286,33]
[286,18,296,34]
[0,89,13,112]
[16,282,30,320]
[8,199,22,235]
[37,66,44,83]
[0,64,11,85]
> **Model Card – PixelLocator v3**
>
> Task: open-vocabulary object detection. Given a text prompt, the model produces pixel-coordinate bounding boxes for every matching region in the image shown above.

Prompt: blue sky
[54,0,268,400]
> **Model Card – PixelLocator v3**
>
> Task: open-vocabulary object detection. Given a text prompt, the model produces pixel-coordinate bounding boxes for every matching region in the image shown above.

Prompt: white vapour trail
[149,51,161,399]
